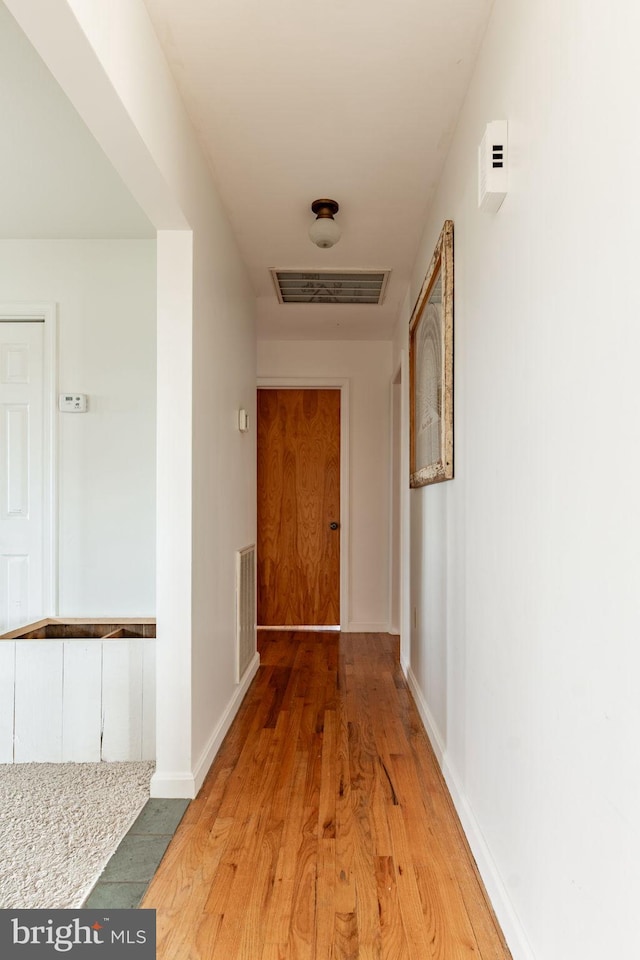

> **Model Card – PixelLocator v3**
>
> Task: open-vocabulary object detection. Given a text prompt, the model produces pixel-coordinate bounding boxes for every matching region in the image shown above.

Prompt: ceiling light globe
[308,216,341,249]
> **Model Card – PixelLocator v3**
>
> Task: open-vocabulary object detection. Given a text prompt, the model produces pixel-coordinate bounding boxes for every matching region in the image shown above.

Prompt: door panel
[7,406,29,517]
[0,321,45,632]
[257,388,340,626]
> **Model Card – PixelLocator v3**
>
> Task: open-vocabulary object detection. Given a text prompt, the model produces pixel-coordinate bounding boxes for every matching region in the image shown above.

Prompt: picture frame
[409,219,454,487]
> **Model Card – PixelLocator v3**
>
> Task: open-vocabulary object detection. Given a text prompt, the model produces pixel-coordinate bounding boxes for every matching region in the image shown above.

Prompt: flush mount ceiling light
[308,199,341,249]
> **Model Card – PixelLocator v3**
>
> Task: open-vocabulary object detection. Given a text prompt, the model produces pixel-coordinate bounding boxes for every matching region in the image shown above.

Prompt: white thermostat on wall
[59,393,88,412]
[478,120,508,212]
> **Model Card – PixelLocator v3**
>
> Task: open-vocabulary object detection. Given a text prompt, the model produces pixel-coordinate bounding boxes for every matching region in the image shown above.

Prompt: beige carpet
[0,761,154,908]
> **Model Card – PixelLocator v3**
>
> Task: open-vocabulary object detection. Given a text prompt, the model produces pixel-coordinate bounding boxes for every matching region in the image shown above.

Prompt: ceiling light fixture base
[311,199,339,218]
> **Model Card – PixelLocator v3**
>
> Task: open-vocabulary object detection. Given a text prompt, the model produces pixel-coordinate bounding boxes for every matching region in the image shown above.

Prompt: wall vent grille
[271,270,390,305]
[236,544,256,683]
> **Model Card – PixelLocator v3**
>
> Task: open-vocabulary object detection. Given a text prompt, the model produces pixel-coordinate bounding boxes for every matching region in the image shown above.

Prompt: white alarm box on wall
[478,121,508,213]
[59,393,87,412]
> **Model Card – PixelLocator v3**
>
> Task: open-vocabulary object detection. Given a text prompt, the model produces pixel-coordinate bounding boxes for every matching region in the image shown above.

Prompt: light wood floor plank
[375,855,410,960]
[263,749,309,946]
[288,810,317,960]
[142,632,511,960]
[315,838,336,960]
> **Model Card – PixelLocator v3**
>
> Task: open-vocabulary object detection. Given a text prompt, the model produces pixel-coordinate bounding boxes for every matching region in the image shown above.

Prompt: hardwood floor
[141,632,511,960]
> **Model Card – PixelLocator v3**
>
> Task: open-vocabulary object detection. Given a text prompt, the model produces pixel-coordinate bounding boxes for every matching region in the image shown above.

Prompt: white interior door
[0,320,46,632]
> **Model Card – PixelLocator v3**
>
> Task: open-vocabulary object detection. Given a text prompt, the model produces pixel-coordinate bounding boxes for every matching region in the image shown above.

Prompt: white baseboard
[404,667,446,766]
[150,771,196,799]
[404,666,537,960]
[150,652,260,800]
[192,651,260,795]
[344,622,390,633]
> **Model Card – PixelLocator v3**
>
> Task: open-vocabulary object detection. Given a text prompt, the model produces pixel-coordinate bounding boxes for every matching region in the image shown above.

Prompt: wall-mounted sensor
[238,408,249,433]
[478,121,508,212]
[59,393,88,412]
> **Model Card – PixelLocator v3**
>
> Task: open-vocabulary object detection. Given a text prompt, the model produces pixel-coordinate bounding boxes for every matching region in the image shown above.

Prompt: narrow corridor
[143,632,510,959]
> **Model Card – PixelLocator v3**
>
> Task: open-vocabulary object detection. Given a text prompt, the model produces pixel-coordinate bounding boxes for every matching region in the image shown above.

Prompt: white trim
[193,651,260,794]
[399,349,411,670]
[404,666,446,764]
[387,374,395,633]
[150,652,260,798]
[405,665,536,960]
[257,625,340,632]
[149,772,197,800]
[0,302,57,619]
[257,377,350,631]
[388,365,401,635]
[343,622,390,633]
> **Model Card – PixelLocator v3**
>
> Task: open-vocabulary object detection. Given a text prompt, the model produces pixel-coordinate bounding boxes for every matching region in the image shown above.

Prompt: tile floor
[84,799,190,909]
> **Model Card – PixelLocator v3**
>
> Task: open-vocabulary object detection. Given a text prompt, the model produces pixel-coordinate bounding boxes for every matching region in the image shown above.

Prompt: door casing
[257,377,350,631]
[0,303,57,626]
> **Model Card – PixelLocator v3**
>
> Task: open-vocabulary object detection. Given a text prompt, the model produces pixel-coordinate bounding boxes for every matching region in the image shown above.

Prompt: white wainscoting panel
[14,641,64,762]
[101,640,144,761]
[0,638,155,762]
[62,641,102,762]
[0,642,16,762]
[142,639,156,761]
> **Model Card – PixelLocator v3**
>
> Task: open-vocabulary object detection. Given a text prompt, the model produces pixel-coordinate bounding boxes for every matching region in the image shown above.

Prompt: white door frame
[0,303,57,620]
[391,351,411,672]
[257,377,350,631]
[388,369,401,636]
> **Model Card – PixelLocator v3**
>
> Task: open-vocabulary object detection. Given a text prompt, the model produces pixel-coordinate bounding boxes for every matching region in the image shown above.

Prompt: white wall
[396,1,640,958]
[5,0,257,797]
[0,240,156,615]
[258,340,392,631]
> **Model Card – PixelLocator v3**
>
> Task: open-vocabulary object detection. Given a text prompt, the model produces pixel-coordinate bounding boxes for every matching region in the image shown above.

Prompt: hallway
[142,632,510,959]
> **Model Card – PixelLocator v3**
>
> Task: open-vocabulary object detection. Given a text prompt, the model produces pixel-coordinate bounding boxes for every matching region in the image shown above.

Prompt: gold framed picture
[409,220,454,487]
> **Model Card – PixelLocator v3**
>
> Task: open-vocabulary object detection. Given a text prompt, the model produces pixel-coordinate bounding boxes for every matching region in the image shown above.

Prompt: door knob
[329,522,339,530]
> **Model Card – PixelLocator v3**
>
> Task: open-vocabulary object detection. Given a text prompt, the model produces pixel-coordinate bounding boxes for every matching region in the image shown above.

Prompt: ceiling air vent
[271,270,390,305]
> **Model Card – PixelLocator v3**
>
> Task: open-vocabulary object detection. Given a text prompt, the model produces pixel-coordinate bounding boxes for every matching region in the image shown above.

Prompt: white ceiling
[1,0,493,339]
[0,3,154,240]
[143,0,493,339]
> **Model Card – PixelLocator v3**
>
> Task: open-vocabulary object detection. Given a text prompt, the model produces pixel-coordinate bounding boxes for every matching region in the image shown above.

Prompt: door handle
[329,522,340,530]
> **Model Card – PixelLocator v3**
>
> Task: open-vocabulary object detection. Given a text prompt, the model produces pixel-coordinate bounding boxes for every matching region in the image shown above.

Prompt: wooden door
[0,320,45,632]
[257,388,340,626]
